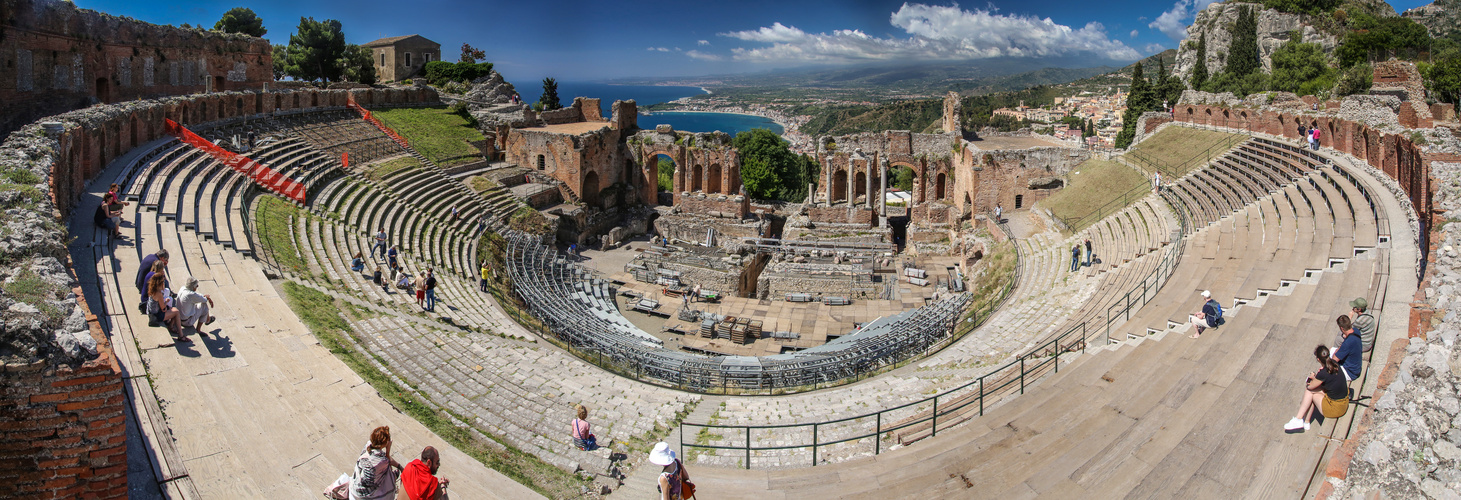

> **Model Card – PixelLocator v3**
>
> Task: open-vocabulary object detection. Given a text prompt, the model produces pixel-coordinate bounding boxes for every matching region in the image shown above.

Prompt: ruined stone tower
[942,91,962,135]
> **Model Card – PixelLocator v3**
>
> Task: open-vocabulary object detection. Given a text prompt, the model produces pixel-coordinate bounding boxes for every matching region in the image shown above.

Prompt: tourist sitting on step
[174,277,216,336]
[650,442,693,500]
[352,252,366,273]
[400,446,449,500]
[571,404,597,451]
[94,193,122,239]
[374,265,386,292]
[350,426,401,500]
[396,271,414,291]
[146,272,187,343]
[1188,290,1223,338]
[1285,345,1349,432]
[1343,298,1377,353]
[135,249,170,313]
[1331,315,1363,383]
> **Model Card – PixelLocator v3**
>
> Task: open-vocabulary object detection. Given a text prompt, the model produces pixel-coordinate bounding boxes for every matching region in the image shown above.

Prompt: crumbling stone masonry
[0,0,273,136]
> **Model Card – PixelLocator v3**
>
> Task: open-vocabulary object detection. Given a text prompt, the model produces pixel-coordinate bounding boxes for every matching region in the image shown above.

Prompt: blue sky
[76,0,1431,82]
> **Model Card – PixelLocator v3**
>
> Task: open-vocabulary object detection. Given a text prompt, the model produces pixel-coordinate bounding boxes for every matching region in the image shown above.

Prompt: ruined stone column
[864,161,874,209]
[879,160,888,219]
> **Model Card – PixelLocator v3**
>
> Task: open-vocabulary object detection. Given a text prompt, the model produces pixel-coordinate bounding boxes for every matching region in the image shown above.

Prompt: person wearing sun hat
[650,442,692,500]
[1344,297,1376,352]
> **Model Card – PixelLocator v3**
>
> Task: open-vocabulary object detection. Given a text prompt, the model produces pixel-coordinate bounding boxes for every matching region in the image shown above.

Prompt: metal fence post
[812,424,819,466]
[1020,357,1026,394]
[875,413,882,455]
[979,378,985,416]
[932,396,939,437]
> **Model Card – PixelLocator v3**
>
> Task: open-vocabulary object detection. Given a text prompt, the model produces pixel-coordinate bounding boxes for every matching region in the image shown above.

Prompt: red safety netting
[164,119,306,204]
[346,93,410,149]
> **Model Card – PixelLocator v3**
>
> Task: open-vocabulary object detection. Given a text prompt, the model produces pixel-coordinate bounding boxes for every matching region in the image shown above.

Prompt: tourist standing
[414,272,428,307]
[372,227,388,260]
[424,269,438,312]
[994,204,1002,223]
[1069,245,1080,272]
[1084,239,1092,267]
[479,262,490,293]
[650,442,692,500]
[1152,171,1162,194]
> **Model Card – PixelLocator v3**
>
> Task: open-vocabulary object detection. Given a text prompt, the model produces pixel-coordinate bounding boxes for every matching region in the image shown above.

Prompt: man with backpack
[1189,290,1223,338]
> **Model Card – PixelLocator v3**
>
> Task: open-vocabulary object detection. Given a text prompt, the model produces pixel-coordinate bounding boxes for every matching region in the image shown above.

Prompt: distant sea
[516,82,783,136]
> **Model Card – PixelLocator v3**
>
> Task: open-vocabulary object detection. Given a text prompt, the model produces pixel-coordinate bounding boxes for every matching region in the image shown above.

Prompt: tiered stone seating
[277,110,401,166]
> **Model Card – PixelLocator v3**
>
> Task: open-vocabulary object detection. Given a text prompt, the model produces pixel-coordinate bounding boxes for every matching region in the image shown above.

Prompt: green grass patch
[958,240,1017,338]
[466,175,500,193]
[2,269,64,321]
[371,107,485,167]
[254,196,309,276]
[279,282,589,498]
[1039,159,1147,233]
[369,156,420,182]
[1129,127,1247,177]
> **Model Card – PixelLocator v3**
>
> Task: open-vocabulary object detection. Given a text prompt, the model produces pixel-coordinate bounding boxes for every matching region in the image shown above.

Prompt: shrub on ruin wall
[425,61,495,86]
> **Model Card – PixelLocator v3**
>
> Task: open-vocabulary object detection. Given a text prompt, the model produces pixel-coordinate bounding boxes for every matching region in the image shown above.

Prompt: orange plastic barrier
[346,94,410,149]
[163,119,307,204]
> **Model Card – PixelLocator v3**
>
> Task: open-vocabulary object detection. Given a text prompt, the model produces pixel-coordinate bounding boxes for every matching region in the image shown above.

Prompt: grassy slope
[1129,127,1248,177]
[371,107,484,167]
[368,156,419,182]
[1038,159,1148,232]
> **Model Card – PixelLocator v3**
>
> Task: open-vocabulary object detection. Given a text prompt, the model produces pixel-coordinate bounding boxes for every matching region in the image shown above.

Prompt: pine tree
[540,77,562,111]
[1224,7,1261,77]
[1191,33,1208,90]
[1116,62,1158,149]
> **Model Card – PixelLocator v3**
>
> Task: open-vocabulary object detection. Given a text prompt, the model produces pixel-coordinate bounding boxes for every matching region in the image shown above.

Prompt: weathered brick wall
[805,206,875,226]
[0,356,126,500]
[0,0,273,136]
[675,194,749,219]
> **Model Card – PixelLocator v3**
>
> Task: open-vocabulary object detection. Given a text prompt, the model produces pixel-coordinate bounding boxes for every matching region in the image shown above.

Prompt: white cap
[1201,290,1211,298]
[648,442,676,466]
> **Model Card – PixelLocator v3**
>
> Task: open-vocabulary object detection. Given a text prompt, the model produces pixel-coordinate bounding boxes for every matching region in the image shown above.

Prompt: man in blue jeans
[1070,245,1080,272]
[424,268,438,312]
[372,227,388,260]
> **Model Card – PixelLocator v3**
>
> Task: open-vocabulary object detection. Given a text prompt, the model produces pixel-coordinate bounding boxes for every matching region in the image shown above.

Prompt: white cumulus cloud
[719,3,1140,64]
[1148,0,1220,41]
[698,40,711,46]
[647,47,670,52]
[1130,29,1139,38]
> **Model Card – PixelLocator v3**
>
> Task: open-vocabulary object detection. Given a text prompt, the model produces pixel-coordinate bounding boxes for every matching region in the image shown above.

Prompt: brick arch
[707,163,722,194]
[831,169,848,203]
[691,164,703,192]
[728,164,741,195]
[581,170,601,208]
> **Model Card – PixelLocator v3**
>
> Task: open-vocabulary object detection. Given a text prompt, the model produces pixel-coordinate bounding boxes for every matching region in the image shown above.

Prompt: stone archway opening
[654,154,677,193]
[707,164,722,194]
[888,164,917,205]
[934,173,947,200]
[691,164,703,192]
[854,171,867,203]
[831,170,848,203]
[582,170,601,208]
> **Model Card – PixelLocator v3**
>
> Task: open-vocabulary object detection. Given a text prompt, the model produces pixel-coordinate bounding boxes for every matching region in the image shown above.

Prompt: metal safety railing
[680,194,1190,469]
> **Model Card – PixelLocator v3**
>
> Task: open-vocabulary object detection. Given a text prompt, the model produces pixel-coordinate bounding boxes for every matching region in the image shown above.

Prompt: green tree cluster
[214,7,266,37]
[733,129,817,201]
[278,17,374,84]
[538,78,562,111]
[1191,33,1209,90]
[1258,0,1342,15]
[1335,14,1432,68]
[1115,62,1162,149]
[424,61,495,86]
[1270,36,1335,96]
[656,157,675,192]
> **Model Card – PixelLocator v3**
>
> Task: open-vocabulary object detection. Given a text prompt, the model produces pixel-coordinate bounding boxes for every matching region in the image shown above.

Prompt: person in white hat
[174,276,216,336]
[1187,290,1223,338]
[650,442,691,500]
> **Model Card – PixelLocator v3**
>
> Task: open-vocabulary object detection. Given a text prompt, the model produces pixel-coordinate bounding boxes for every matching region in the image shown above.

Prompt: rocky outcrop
[1403,0,1461,40]
[1174,2,1343,84]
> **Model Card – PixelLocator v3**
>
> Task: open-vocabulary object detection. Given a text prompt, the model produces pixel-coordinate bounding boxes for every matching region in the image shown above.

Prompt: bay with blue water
[516,81,783,136]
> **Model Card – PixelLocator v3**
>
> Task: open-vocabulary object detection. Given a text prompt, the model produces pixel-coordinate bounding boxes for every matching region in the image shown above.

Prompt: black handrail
[681,195,1191,468]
